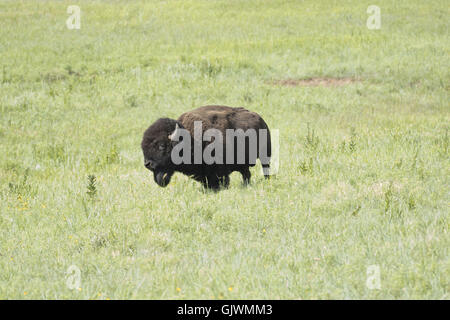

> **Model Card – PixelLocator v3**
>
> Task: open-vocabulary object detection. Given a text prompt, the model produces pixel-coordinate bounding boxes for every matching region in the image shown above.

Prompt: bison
[141,105,271,190]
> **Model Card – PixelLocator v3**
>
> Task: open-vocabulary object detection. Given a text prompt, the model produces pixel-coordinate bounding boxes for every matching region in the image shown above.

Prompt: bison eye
[158,143,166,151]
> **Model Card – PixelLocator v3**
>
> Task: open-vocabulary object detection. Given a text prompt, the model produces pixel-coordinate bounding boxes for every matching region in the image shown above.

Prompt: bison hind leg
[240,167,251,185]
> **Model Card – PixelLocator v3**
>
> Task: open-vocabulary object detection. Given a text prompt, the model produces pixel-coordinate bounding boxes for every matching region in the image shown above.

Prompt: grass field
[0,0,448,299]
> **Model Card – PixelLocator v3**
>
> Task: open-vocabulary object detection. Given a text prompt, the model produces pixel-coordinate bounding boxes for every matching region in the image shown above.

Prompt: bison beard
[141,105,271,191]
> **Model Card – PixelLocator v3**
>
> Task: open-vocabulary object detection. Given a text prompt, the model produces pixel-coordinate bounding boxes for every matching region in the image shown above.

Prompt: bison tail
[258,117,271,179]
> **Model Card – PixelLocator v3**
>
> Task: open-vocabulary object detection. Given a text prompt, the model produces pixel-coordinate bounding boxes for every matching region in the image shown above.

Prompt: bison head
[141,118,182,187]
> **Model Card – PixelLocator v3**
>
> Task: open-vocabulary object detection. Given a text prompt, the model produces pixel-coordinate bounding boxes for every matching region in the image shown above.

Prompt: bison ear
[168,123,180,141]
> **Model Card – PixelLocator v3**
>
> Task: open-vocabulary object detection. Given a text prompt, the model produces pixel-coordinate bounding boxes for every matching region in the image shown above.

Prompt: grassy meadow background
[0,0,448,299]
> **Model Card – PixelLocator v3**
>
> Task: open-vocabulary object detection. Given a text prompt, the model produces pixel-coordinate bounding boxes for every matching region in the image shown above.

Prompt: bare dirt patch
[269,77,360,87]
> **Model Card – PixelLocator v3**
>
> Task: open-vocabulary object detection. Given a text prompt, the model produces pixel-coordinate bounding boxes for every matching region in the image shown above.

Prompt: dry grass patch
[269,77,360,87]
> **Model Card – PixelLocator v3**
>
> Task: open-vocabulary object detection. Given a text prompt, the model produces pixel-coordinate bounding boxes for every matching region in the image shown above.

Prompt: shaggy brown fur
[141,105,271,190]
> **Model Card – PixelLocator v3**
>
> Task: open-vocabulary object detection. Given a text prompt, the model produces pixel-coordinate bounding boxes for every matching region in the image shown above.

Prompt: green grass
[0,0,449,299]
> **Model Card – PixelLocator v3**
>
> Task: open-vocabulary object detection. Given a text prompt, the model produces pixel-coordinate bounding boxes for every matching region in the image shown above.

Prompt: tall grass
[0,0,448,299]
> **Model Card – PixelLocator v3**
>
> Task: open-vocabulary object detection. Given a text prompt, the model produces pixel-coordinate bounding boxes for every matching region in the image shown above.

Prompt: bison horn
[168,123,180,141]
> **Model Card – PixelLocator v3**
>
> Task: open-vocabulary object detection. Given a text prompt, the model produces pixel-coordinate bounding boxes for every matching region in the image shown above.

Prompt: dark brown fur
[141,105,271,190]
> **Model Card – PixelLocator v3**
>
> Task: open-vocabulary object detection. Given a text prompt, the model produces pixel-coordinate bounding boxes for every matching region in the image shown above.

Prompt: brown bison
[141,105,271,190]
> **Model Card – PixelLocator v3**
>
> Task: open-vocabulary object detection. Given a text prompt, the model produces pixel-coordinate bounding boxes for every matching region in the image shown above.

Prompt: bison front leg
[218,175,230,188]
[202,175,221,191]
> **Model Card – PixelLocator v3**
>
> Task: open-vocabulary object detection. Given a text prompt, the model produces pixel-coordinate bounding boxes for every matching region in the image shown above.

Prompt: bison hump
[177,105,262,136]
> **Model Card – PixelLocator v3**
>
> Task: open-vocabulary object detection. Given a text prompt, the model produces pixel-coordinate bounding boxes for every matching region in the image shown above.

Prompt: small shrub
[408,194,417,210]
[384,183,393,214]
[105,144,119,165]
[305,123,319,151]
[198,59,222,78]
[8,168,31,196]
[299,157,314,175]
[349,127,357,153]
[86,175,97,199]
[124,94,139,108]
